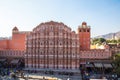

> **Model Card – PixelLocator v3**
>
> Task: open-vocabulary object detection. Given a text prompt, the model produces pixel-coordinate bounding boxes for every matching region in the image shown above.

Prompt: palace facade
[0,21,112,71]
[24,21,111,70]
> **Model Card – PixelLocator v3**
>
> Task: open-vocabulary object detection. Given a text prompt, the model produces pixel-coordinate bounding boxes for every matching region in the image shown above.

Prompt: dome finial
[12,26,19,32]
[82,22,87,26]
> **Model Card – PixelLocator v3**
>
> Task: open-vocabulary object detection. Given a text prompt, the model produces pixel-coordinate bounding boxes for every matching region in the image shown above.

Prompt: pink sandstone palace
[0,21,111,71]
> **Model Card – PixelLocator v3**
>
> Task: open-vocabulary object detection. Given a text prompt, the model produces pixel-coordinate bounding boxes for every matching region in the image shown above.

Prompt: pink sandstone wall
[0,33,26,51]
[10,33,26,50]
[0,40,9,49]
[0,50,25,58]
[80,49,111,59]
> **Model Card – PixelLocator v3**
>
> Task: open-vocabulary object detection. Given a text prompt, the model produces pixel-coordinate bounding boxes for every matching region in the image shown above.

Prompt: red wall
[79,28,90,50]
[0,40,9,49]
[11,33,26,50]
[0,33,26,51]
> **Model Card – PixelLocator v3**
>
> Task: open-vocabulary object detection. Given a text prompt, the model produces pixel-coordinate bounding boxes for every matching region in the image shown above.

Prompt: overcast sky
[0,0,120,37]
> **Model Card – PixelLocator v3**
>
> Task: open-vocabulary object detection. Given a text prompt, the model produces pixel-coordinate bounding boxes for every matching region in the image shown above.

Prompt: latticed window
[59,32,63,36]
[40,51,43,55]
[50,26,54,30]
[40,42,43,45]
[49,32,54,36]
[59,41,62,46]
[49,41,53,45]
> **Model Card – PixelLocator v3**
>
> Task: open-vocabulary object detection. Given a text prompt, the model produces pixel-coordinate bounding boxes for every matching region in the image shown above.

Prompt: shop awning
[103,63,113,68]
[85,64,94,67]
[11,59,20,64]
[0,59,6,62]
[94,63,103,68]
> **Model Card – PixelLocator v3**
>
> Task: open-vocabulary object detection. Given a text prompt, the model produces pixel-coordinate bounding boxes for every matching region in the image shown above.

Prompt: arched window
[87,29,89,32]
[83,29,86,32]
[79,30,81,32]
[40,42,43,45]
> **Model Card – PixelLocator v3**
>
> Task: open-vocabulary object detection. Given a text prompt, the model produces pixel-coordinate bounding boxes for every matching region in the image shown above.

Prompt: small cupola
[12,26,19,33]
[82,22,87,26]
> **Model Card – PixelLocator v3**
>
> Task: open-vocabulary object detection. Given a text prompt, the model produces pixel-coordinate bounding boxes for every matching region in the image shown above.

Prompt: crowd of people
[0,58,24,80]
[80,63,118,80]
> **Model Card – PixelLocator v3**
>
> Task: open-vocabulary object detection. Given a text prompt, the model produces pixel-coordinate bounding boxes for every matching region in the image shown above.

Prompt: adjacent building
[0,27,31,66]
[0,27,30,50]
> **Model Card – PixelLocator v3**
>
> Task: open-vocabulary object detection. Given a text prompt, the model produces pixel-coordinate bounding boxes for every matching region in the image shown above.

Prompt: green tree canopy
[117,39,120,44]
[92,38,120,45]
[106,39,120,44]
[92,38,106,45]
[113,53,120,75]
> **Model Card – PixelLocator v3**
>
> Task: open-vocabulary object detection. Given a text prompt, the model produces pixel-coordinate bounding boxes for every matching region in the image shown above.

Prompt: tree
[107,39,119,44]
[113,53,120,75]
[117,38,120,44]
[92,38,106,45]
[111,40,117,44]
